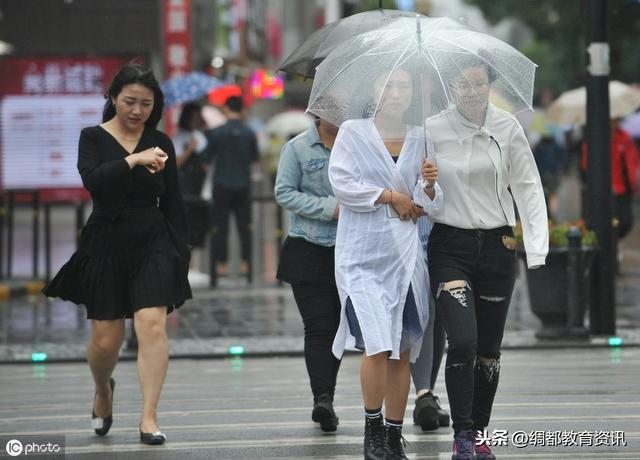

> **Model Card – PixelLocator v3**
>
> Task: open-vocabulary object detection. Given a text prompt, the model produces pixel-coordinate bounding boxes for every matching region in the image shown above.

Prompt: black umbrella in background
[279,1,424,79]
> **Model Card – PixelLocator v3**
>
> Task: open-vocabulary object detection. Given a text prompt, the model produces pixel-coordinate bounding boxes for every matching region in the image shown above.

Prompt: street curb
[0,281,45,300]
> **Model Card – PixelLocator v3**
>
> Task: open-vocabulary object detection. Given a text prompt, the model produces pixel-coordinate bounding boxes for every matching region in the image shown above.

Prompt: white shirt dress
[328,119,442,361]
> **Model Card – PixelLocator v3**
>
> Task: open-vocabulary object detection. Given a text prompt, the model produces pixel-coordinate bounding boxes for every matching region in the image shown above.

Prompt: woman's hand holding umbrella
[421,158,438,198]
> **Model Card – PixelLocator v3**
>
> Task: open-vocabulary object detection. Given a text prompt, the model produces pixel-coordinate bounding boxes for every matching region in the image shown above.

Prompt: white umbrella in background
[264,110,314,139]
[547,81,640,126]
[201,105,226,129]
[263,110,314,179]
[621,111,640,139]
[0,40,14,55]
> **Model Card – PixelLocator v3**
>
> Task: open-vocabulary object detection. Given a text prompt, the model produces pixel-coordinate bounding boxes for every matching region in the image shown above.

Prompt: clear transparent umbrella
[279,9,426,79]
[307,15,537,142]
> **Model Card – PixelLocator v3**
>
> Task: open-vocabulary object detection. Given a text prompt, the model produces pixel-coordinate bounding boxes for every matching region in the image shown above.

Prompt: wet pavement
[1,245,639,363]
[0,173,639,459]
[0,348,639,459]
[0,170,639,363]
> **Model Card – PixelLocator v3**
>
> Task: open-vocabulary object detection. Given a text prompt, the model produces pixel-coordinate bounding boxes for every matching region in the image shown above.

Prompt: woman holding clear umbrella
[425,55,548,460]
[324,66,442,460]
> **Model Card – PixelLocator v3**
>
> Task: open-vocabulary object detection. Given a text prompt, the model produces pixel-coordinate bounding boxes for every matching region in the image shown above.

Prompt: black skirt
[182,195,210,248]
[44,206,192,320]
[276,236,336,285]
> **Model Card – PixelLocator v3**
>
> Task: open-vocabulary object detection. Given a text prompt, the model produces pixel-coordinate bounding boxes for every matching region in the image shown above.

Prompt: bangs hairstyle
[103,63,165,128]
[447,50,498,84]
[177,102,203,131]
[367,60,439,126]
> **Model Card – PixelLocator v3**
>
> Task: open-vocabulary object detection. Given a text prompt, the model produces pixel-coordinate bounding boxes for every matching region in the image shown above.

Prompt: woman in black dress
[44,64,192,445]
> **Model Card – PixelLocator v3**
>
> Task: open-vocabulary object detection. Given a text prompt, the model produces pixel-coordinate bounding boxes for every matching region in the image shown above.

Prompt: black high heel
[91,378,115,436]
[140,427,167,445]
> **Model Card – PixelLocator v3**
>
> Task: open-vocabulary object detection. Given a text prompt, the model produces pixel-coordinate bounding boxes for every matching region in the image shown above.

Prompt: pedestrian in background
[204,95,259,279]
[581,118,639,240]
[275,116,342,432]
[44,63,192,445]
[425,56,548,460]
[174,102,208,197]
[328,68,441,460]
[533,124,567,217]
[172,102,210,284]
[409,216,450,432]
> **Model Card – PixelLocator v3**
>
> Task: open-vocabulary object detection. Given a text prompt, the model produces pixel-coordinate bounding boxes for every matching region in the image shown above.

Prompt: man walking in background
[204,96,259,280]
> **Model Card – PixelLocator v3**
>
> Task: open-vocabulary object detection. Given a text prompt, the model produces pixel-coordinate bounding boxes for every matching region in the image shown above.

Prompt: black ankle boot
[311,394,339,432]
[384,424,409,460]
[364,415,385,460]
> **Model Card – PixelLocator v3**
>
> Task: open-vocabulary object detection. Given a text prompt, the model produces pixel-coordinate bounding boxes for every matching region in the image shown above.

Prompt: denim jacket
[274,122,338,247]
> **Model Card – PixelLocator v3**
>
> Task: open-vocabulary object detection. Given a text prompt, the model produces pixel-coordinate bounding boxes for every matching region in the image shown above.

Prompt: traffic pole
[585,0,615,335]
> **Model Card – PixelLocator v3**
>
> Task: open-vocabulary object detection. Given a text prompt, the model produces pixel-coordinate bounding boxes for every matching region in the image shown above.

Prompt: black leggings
[291,282,342,399]
[428,224,516,434]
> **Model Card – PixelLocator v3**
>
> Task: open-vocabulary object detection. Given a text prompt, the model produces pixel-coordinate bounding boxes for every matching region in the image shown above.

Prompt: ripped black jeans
[427,223,516,434]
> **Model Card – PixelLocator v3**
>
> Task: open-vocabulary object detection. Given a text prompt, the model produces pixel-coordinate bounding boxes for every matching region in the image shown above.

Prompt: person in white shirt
[328,68,442,460]
[424,56,548,460]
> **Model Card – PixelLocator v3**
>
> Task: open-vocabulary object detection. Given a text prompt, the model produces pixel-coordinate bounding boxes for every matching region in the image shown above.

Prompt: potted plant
[515,220,598,339]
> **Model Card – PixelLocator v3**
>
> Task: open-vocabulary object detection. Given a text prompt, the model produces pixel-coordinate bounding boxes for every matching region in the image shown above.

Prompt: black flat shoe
[140,429,167,445]
[91,378,115,436]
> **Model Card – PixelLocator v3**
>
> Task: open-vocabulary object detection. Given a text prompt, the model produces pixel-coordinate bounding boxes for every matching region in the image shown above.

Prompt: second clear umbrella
[279,9,425,79]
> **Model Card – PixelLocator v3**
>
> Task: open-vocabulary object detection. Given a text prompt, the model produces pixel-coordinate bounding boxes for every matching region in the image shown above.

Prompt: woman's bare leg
[361,352,388,410]
[87,319,125,416]
[134,307,169,433]
[384,352,411,420]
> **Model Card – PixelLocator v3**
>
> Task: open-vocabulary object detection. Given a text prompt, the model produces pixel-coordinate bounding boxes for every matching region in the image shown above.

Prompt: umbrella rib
[308,52,375,108]
[309,33,411,108]
[425,32,535,109]
[420,18,535,108]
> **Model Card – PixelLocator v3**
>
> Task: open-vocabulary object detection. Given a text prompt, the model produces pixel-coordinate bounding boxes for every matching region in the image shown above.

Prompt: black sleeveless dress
[43,125,192,320]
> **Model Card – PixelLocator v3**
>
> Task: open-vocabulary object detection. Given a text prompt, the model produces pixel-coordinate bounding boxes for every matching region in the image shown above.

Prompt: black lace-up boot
[384,423,409,460]
[364,414,385,460]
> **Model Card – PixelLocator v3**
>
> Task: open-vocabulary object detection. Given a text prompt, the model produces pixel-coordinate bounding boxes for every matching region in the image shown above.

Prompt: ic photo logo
[5,439,23,456]
[4,438,63,457]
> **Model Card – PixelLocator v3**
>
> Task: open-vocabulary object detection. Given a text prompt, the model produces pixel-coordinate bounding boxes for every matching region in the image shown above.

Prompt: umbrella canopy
[264,110,314,139]
[621,111,640,138]
[201,105,226,129]
[546,81,640,126]
[279,9,425,79]
[161,72,221,107]
[208,84,242,106]
[307,15,536,141]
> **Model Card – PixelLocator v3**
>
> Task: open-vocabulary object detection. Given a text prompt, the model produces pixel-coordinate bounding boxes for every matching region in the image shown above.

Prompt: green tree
[355,0,397,11]
[465,0,640,96]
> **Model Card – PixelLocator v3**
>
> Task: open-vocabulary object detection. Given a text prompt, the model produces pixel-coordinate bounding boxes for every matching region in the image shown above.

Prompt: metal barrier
[0,190,287,286]
[0,190,88,282]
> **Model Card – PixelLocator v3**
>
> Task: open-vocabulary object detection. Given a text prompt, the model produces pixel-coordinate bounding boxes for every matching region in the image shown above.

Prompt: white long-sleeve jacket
[328,119,442,361]
[425,105,549,268]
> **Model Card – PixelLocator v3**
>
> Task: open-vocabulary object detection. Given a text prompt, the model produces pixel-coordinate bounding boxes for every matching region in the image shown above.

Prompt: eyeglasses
[451,81,490,91]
